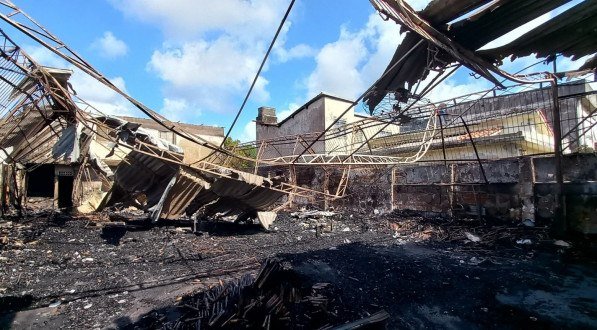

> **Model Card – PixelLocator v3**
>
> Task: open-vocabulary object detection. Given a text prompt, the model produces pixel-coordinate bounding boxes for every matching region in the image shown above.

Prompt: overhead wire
[193,0,296,165]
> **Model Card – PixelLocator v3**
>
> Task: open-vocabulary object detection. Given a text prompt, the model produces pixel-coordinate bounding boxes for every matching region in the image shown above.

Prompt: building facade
[255,93,400,159]
[256,82,596,163]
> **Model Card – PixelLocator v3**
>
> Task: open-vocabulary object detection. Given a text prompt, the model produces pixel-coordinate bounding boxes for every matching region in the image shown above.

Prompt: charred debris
[0,0,597,329]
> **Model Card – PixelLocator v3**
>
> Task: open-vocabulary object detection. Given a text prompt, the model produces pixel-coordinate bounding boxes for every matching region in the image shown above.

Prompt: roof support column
[550,79,566,235]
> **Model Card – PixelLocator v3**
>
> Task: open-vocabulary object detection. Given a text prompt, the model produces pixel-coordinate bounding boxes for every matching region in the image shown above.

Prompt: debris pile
[386,210,551,248]
[135,258,389,329]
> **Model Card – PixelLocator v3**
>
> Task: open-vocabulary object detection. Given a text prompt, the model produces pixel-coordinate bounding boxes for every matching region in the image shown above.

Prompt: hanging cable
[194,0,296,165]
[225,0,296,142]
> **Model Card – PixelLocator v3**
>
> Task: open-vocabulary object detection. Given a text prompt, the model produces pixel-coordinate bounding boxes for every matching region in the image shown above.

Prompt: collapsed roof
[365,0,597,112]
[0,28,288,227]
[96,116,284,226]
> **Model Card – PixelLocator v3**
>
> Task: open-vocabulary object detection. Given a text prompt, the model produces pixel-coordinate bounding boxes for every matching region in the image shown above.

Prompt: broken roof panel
[96,117,285,223]
[157,167,209,220]
[365,0,492,112]
[479,0,597,65]
[365,0,597,112]
[448,0,573,52]
[417,0,489,25]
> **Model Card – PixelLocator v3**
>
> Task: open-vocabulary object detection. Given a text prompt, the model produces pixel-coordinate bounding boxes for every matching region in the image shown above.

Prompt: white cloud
[109,0,285,41]
[360,13,408,84]
[25,45,68,68]
[239,120,256,142]
[273,22,316,63]
[499,55,546,74]
[496,52,594,77]
[277,102,300,121]
[159,98,197,122]
[91,31,128,59]
[70,71,140,117]
[305,13,404,100]
[556,54,594,72]
[253,76,271,103]
[275,43,316,63]
[149,38,251,89]
[306,28,368,99]
[148,36,270,113]
[109,0,313,118]
[425,75,491,103]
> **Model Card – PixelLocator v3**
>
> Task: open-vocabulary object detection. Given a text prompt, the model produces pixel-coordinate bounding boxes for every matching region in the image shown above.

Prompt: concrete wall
[392,159,523,219]
[176,134,223,164]
[266,154,594,228]
[323,97,356,155]
[391,154,597,233]
[256,97,326,158]
[533,154,597,233]
[255,95,400,157]
[259,165,394,213]
[261,154,595,233]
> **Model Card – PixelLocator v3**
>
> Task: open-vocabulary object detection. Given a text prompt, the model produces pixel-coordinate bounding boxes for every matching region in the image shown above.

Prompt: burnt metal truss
[0,0,562,170]
[260,154,418,166]
[0,29,74,165]
[371,0,502,87]
[77,106,343,201]
[0,0,415,172]
[366,0,597,227]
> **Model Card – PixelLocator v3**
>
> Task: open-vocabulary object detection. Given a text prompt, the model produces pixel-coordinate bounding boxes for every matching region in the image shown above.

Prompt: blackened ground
[0,211,596,329]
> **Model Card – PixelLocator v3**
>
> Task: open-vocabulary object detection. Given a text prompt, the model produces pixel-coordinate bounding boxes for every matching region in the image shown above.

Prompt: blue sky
[2,0,590,141]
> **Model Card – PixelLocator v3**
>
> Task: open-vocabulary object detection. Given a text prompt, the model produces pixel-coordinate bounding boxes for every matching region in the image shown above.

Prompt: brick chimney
[256,106,277,125]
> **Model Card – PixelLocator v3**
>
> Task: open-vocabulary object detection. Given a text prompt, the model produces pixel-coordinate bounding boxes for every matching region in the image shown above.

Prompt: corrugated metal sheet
[239,186,285,210]
[365,0,491,112]
[100,115,283,222]
[0,110,51,149]
[159,167,209,220]
[449,0,572,51]
[210,177,255,198]
[112,151,179,207]
[52,123,84,163]
[157,167,284,221]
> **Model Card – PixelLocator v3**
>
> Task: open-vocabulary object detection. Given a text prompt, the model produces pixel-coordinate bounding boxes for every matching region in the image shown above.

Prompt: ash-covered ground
[0,211,596,329]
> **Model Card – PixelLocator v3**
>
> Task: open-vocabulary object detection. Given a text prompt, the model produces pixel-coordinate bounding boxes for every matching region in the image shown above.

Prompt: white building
[255,93,400,159]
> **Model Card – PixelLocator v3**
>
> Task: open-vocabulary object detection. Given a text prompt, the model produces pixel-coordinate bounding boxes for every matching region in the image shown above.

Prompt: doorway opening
[57,175,73,208]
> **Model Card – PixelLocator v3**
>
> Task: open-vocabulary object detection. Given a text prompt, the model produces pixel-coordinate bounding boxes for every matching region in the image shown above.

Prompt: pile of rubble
[384,210,557,248]
[134,258,389,329]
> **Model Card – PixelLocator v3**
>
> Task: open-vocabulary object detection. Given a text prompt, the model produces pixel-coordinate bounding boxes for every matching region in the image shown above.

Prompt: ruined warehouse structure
[27,110,225,210]
[0,1,596,328]
[0,0,595,233]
